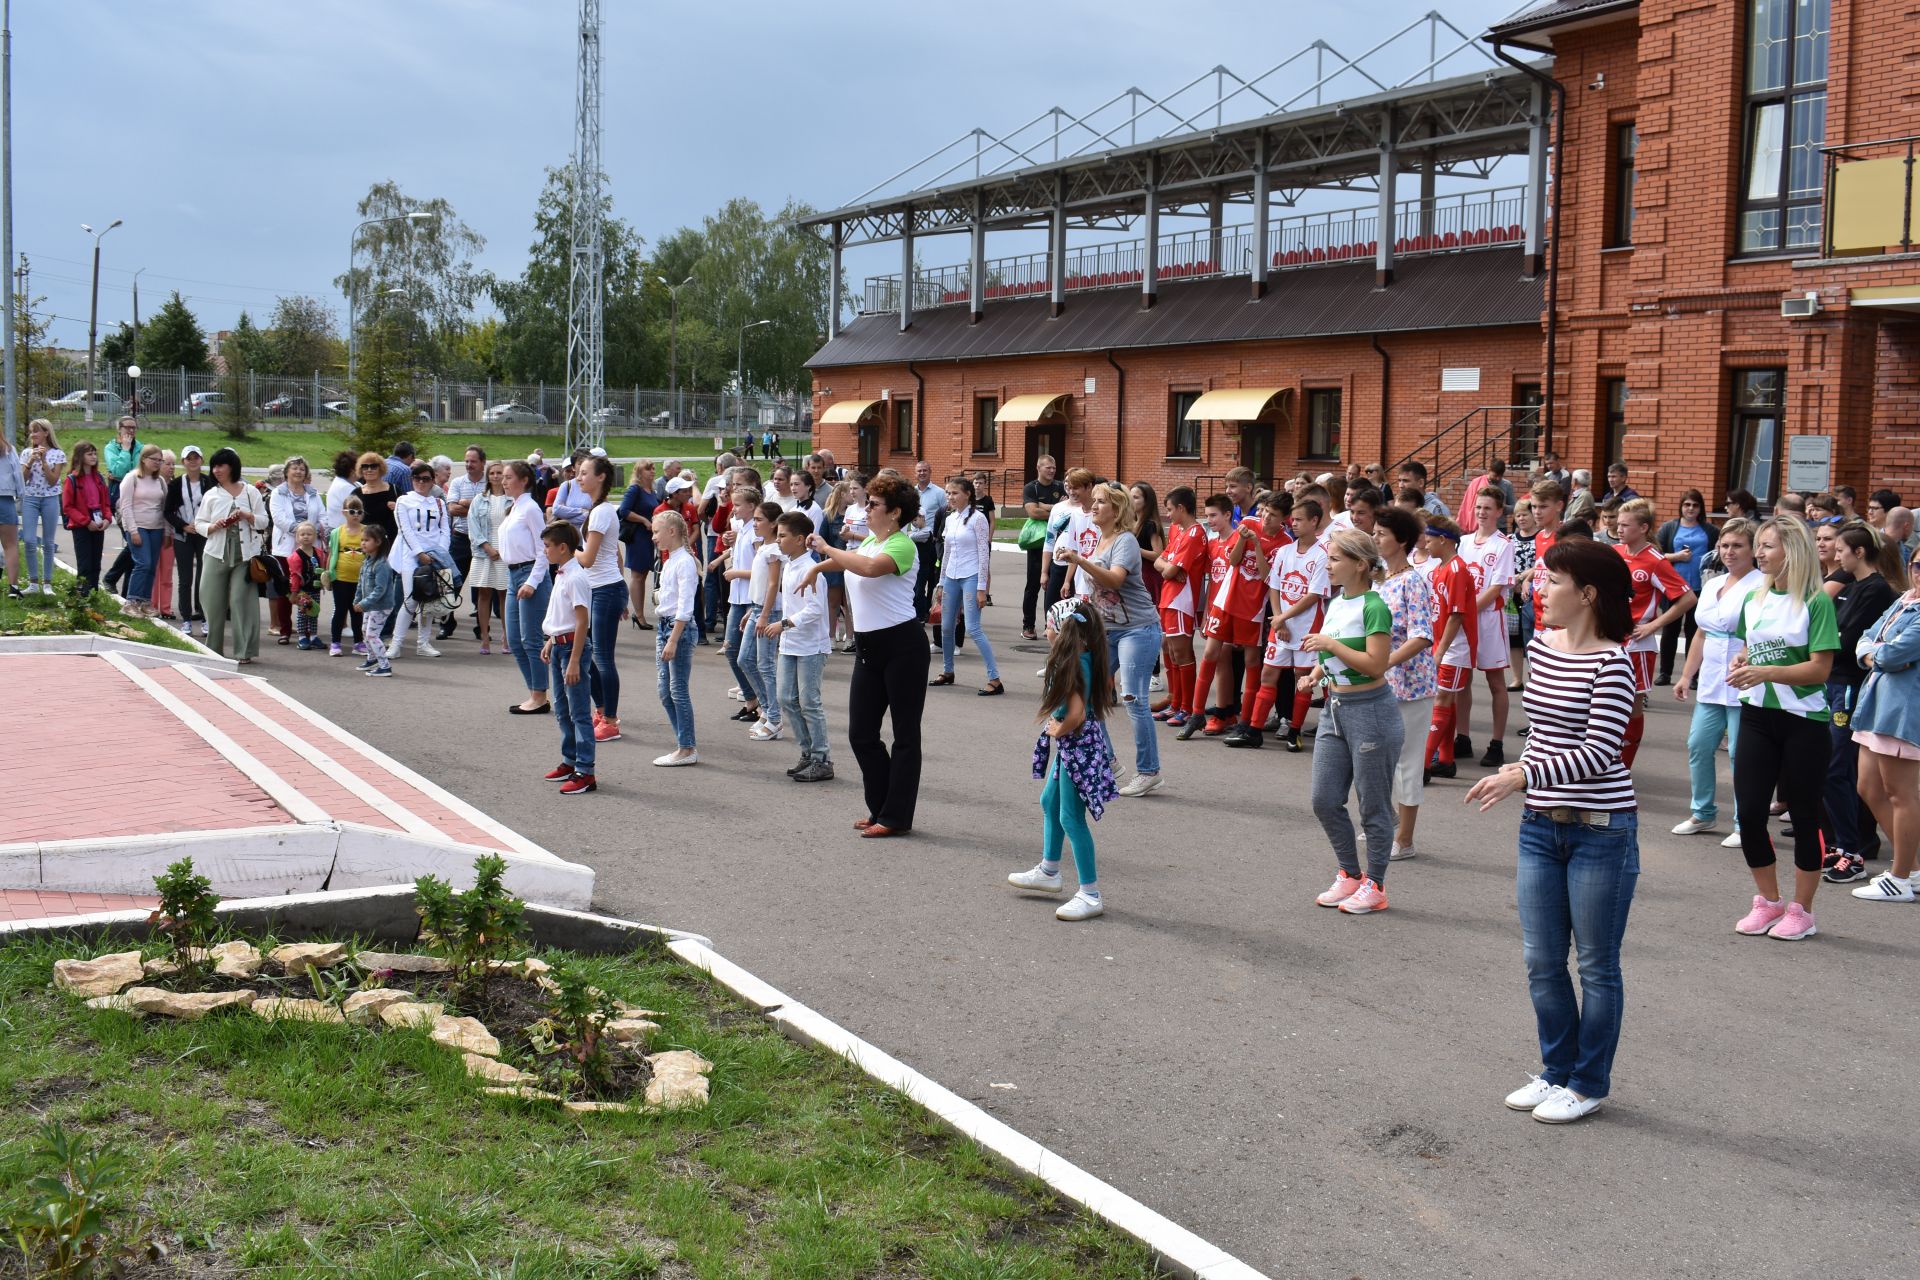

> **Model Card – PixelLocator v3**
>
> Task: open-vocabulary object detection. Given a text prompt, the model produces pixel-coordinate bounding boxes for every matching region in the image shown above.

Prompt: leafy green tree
[445,317,504,381]
[345,314,414,455]
[334,181,487,378]
[138,291,211,373]
[10,275,69,428]
[672,198,830,397]
[224,311,273,379]
[267,294,342,375]
[98,320,137,369]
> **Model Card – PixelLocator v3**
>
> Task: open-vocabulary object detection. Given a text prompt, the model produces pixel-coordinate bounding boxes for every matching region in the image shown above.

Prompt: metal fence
[27,366,808,436]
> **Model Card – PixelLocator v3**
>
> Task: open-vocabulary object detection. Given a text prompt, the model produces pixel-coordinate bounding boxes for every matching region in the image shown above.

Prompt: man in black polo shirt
[1021,454,1065,639]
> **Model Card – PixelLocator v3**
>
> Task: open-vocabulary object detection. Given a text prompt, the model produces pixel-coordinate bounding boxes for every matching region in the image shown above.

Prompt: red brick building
[804,0,1920,514]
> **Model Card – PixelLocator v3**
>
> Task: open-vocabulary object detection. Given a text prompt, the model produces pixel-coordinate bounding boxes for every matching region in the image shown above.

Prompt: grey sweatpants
[1311,682,1404,884]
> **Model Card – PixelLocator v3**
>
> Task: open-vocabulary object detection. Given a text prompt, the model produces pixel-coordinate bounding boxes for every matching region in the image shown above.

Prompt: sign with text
[1786,435,1832,493]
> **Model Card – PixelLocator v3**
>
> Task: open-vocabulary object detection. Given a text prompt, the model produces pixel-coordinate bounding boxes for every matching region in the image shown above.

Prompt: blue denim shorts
[0,496,15,527]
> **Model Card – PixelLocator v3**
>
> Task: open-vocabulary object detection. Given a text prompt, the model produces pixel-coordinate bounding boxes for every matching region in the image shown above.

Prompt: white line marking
[99,651,330,825]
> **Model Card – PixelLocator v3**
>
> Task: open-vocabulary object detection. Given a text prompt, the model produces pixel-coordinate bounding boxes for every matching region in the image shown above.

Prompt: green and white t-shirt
[1317,589,1392,686]
[845,530,918,631]
[1735,587,1840,721]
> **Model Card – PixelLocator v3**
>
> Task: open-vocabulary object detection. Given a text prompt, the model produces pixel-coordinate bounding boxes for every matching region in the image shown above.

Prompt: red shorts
[1201,607,1261,648]
[1159,606,1195,638]
[1627,648,1657,694]
[1436,663,1473,693]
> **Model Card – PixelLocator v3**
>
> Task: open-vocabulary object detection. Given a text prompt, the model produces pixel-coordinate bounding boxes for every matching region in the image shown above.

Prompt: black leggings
[1733,703,1832,872]
[848,619,930,829]
[331,581,364,645]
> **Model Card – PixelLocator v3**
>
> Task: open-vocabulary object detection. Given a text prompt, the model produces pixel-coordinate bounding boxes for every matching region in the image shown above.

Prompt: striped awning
[1185,387,1290,421]
[995,393,1069,423]
[820,398,885,425]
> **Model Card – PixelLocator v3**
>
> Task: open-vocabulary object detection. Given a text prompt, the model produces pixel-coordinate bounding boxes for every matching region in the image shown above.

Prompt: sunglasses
[412,474,434,484]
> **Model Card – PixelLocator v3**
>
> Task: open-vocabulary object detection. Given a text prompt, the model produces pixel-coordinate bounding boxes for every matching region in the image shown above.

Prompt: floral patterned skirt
[1032,719,1120,821]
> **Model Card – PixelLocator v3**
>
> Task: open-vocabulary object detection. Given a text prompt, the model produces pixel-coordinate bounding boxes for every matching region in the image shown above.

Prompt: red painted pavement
[1,889,158,923]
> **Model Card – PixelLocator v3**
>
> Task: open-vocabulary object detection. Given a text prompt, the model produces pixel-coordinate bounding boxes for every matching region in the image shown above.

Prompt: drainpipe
[1371,333,1391,463]
[1105,350,1126,479]
[907,360,926,463]
[1491,41,1564,458]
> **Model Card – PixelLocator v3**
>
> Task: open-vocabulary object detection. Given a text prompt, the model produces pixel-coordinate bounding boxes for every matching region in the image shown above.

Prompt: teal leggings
[1041,759,1097,886]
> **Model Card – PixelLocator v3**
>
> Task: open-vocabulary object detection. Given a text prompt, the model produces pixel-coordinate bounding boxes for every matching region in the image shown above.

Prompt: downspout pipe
[1105,350,1126,479]
[1372,333,1391,464]
[1491,41,1564,459]
[907,360,926,461]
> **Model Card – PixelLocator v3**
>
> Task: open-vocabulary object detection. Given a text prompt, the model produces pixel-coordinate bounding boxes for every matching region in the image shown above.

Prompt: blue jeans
[724,601,758,702]
[1106,620,1164,776]
[506,563,551,694]
[779,650,829,760]
[656,620,696,749]
[1824,679,1875,855]
[739,604,781,723]
[940,574,999,681]
[127,526,164,601]
[1685,700,1741,825]
[548,635,594,774]
[21,493,60,582]
[1516,808,1639,1099]
[586,580,624,717]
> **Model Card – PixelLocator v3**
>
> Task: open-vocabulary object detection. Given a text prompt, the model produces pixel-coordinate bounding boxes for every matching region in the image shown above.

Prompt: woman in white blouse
[652,508,701,767]
[499,460,552,715]
[267,455,328,643]
[194,446,268,662]
[465,460,512,655]
[930,475,1001,695]
[1673,518,1762,844]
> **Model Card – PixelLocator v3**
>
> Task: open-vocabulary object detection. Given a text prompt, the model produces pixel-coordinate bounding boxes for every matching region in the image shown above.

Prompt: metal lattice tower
[564,0,605,453]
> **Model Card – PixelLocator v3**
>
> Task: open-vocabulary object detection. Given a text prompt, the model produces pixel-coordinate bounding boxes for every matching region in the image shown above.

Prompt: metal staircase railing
[1392,404,1542,506]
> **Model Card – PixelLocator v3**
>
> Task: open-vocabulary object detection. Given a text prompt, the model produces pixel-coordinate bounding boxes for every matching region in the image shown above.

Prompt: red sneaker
[1202,715,1230,736]
[593,718,622,742]
[543,764,576,782]
[559,773,597,796]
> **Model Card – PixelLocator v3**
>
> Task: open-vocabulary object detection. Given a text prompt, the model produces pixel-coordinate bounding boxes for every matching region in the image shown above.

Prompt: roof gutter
[1105,350,1126,478]
[907,360,926,456]
[1490,40,1564,459]
[1371,333,1391,460]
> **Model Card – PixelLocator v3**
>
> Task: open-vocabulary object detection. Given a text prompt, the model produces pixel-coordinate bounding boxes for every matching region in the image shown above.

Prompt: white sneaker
[1671,816,1718,836]
[727,686,744,701]
[1035,667,1046,678]
[1055,891,1103,921]
[40,582,53,596]
[1116,773,1162,798]
[1504,1075,1558,1111]
[1389,842,1416,860]
[1852,870,1918,902]
[1531,1085,1603,1124]
[1149,671,1166,693]
[1007,865,1064,893]
[1720,830,1744,849]
[748,719,785,741]
[652,750,699,767]
[416,641,442,658]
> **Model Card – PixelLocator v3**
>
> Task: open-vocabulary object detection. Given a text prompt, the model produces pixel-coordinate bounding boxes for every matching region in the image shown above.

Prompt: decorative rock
[121,986,256,1020]
[613,1001,664,1019]
[644,1050,713,1110]
[343,990,419,1024]
[484,957,553,978]
[52,952,145,997]
[84,993,142,1014]
[480,1086,564,1103]
[211,941,264,978]
[564,1100,633,1114]
[269,943,349,975]
[463,1053,536,1085]
[355,951,453,975]
[142,948,211,978]
[604,1017,660,1046]
[377,1000,445,1029]
[430,1015,501,1058]
[252,998,347,1024]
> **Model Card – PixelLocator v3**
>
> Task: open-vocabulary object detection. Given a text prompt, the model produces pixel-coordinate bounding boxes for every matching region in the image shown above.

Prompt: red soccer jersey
[1431,555,1481,669]
[1616,541,1689,651]
[1531,527,1557,618]
[1213,520,1289,620]
[1159,521,1210,614]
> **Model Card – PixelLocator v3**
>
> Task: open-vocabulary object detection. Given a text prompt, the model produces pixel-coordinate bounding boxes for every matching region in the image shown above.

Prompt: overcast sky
[14,0,1529,355]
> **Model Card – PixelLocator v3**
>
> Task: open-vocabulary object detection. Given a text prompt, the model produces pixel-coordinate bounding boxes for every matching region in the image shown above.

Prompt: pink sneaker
[1316,871,1364,908]
[1769,902,1818,940]
[592,718,622,742]
[478,643,491,655]
[1734,895,1787,935]
[1338,878,1389,914]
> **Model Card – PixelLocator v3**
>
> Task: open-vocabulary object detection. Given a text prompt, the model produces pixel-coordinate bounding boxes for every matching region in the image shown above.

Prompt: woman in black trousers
[800,473,926,837]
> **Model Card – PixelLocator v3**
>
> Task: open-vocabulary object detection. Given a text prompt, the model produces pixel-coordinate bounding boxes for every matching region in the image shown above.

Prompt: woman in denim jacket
[1849,558,1920,902]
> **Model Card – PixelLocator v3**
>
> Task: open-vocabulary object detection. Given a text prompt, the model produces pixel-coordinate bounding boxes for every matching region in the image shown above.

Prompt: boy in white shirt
[766,510,833,781]
[1454,487,1516,767]
[1241,496,1330,752]
[538,521,597,795]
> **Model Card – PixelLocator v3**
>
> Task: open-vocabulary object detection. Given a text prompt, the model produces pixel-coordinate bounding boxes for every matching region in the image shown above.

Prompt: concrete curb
[0,633,238,672]
[46,553,234,665]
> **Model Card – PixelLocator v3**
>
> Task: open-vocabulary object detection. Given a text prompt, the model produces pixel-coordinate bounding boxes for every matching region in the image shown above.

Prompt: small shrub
[414,854,526,997]
[540,964,620,1095]
[55,576,95,632]
[149,858,220,987]
[9,1121,165,1279]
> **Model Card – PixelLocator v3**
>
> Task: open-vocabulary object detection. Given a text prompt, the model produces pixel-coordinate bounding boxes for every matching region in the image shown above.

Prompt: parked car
[322,400,352,420]
[187,391,230,417]
[260,394,314,417]
[591,407,631,429]
[481,402,548,425]
[44,389,125,416]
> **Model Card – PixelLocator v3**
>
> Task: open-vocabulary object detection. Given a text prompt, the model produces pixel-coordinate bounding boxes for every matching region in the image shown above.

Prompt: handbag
[1017,518,1047,552]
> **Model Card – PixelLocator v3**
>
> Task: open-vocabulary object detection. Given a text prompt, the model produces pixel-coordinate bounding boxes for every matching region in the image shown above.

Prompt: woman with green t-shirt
[1728,516,1839,941]
[1304,528,1401,916]
[801,472,927,837]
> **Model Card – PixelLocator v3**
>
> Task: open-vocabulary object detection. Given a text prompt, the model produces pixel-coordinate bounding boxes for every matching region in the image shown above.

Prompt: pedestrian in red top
[1613,497,1695,766]
[1152,485,1209,729]
[1529,478,1567,625]
[1180,491,1288,738]
[1422,515,1479,778]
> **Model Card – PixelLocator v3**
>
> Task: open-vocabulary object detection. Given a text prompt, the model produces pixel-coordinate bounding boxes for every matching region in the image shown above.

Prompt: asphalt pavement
[184,552,1917,1279]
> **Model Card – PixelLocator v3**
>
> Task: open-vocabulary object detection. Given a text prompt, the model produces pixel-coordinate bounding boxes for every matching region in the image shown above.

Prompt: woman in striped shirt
[1467,537,1638,1126]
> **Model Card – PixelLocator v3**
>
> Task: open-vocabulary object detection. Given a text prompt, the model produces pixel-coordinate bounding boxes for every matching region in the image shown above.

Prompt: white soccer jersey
[1267,534,1329,646]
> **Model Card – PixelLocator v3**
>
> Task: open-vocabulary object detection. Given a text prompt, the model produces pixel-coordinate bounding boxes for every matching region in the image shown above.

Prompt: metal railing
[863,186,1531,311]
[1391,404,1541,502]
[1821,134,1920,258]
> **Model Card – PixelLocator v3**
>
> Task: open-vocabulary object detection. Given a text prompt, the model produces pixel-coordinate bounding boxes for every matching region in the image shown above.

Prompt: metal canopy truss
[564,0,606,453]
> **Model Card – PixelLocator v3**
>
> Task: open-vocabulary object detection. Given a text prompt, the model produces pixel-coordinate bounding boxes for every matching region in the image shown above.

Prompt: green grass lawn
[0,936,1160,1280]
[0,568,197,652]
[86,425,788,473]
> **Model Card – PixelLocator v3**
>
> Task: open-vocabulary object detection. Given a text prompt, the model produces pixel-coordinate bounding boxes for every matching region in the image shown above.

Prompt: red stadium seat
[1442,231,1461,248]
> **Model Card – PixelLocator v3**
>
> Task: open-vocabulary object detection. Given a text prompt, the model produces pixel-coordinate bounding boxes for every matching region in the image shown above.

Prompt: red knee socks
[1622,713,1644,768]
[1239,662,1263,726]
[1426,702,1457,766]
[1290,682,1313,731]
[1192,658,1218,716]
[1250,683,1280,732]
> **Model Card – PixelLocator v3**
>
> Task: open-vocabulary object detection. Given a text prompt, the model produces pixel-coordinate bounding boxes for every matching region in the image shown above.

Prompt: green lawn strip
[0,567,197,652]
[104,425,773,472]
[0,939,1161,1279]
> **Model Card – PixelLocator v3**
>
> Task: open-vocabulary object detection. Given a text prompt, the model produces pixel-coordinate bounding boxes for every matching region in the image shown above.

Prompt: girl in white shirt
[572,456,627,742]
[734,501,786,741]
[499,460,552,714]
[652,508,700,766]
[388,463,452,657]
[722,484,766,721]
[1674,519,1763,843]
[931,476,1001,694]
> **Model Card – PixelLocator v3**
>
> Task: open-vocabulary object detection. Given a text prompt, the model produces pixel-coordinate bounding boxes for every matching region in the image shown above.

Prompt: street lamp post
[657,274,692,426]
[126,363,140,424]
[737,318,771,447]
[80,217,122,424]
[345,211,434,415]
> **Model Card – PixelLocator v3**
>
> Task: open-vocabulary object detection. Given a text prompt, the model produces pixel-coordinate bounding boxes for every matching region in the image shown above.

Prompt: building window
[892,399,914,453]
[1611,124,1638,246]
[1603,378,1628,466]
[1305,388,1341,460]
[1739,0,1828,254]
[1511,383,1543,462]
[973,397,998,454]
[1168,390,1202,457]
[1728,369,1786,504]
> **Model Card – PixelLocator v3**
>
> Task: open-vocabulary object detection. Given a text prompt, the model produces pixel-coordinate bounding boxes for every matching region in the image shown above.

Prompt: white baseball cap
[588,447,608,458]
[526,452,542,464]
[665,475,693,494]
[181,444,204,458]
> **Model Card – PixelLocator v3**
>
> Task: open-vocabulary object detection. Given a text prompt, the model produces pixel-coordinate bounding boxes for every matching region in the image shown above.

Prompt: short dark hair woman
[193,446,269,663]
[1466,536,1639,1125]
[797,472,925,837]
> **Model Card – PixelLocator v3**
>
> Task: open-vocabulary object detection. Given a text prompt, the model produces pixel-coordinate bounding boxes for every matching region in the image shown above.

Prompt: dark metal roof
[806,249,1544,369]
[1487,0,1638,50]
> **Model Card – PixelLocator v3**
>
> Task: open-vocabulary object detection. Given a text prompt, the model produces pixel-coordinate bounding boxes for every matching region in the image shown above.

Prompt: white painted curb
[668,937,1271,1280]
[0,632,237,672]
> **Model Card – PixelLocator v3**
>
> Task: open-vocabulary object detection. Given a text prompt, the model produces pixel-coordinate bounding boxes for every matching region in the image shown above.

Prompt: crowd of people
[10,416,1920,1126]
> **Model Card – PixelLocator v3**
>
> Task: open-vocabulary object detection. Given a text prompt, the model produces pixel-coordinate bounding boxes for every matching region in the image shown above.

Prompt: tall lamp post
[657,274,692,426]
[126,363,140,424]
[80,217,122,423]
[345,211,434,415]
[737,318,771,447]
